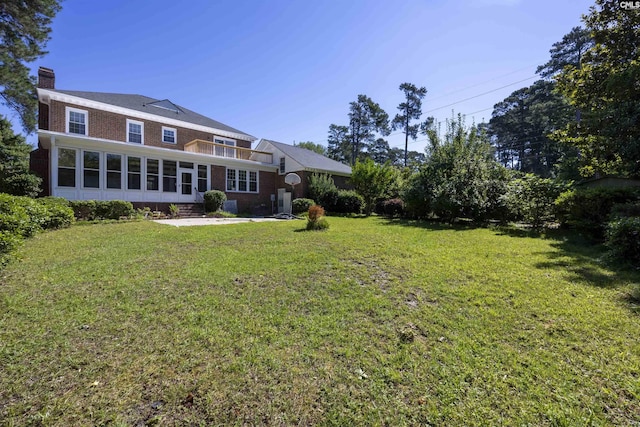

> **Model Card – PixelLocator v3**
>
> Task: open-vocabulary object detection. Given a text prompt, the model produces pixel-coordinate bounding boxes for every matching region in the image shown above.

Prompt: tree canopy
[0,0,61,133]
[391,83,428,167]
[553,1,640,177]
[295,141,327,156]
[0,115,41,196]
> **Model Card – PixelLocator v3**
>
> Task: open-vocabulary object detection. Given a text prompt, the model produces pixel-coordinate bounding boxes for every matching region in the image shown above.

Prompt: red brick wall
[48,100,251,150]
[29,147,50,196]
[211,166,276,214]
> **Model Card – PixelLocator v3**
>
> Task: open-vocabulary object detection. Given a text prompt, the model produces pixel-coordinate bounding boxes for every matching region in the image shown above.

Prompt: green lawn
[1,217,639,426]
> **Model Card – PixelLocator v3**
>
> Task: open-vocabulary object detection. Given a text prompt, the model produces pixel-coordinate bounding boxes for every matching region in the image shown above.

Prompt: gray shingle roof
[262,139,351,175]
[51,90,254,139]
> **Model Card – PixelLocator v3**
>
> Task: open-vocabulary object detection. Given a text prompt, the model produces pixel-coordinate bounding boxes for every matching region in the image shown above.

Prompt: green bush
[38,197,74,229]
[70,200,133,220]
[606,217,640,267]
[610,202,640,220]
[292,198,314,215]
[0,194,43,237]
[204,190,227,213]
[555,187,639,238]
[334,190,363,214]
[381,198,405,217]
[0,230,22,267]
[307,217,329,231]
[308,173,339,211]
[502,174,566,228]
[0,194,74,269]
[69,200,97,220]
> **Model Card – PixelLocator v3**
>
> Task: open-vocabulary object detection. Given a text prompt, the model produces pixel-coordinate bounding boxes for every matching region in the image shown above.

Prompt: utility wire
[423,76,538,113]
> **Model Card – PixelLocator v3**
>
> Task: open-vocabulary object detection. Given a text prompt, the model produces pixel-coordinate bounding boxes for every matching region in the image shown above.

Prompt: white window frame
[82,150,101,189]
[127,155,143,191]
[106,153,123,190]
[226,168,259,193]
[214,137,236,158]
[65,107,88,136]
[162,126,177,144]
[126,119,144,144]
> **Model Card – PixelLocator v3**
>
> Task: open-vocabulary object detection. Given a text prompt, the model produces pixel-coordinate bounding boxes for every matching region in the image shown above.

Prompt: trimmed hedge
[0,194,74,267]
[204,190,227,213]
[69,200,134,220]
[333,190,364,214]
[292,198,314,215]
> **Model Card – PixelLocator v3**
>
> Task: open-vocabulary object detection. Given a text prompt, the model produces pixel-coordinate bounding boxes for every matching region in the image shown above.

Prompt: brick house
[30,67,351,214]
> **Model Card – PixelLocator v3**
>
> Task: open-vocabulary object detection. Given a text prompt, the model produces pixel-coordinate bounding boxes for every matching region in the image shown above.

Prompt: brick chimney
[38,67,55,89]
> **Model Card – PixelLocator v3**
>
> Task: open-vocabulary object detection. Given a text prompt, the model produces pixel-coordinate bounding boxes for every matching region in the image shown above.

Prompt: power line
[423,76,538,114]
[425,63,542,103]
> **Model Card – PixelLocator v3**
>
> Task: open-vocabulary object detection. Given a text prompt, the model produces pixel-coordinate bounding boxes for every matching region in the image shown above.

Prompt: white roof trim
[38,130,276,171]
[38,88,256,143]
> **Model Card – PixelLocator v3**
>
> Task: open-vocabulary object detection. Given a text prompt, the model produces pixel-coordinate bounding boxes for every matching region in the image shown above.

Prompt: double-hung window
[226,168,258,193]
[127,119,143,144]
[197,165,208,192]
[83,151,100,188]
[163,160,177,192]
[127,156,141,190]
[279,157,286,174]
[66,107,88,135]
[147,159,159,191]
[162,126,176,144]
[106,154,122,189]
[57,148,77,187]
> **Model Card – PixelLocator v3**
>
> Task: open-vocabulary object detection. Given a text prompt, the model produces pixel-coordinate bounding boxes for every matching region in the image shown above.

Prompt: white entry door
[282,192,292,214]
[178,165,195,202]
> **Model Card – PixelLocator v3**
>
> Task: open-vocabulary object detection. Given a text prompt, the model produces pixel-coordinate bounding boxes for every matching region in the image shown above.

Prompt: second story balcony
[184,139,273,164]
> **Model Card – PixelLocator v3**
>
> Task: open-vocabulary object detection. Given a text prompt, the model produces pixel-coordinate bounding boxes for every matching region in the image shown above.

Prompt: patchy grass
[1,217,639,426]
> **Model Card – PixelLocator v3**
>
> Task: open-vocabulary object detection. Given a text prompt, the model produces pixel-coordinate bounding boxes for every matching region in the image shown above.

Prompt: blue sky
[5,0,594,153]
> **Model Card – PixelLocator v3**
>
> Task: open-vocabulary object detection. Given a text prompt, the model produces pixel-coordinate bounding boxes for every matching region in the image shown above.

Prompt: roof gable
[260,139,351,175]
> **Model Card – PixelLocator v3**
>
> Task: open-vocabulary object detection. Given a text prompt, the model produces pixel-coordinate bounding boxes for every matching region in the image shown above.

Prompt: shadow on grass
[382,218,640,308]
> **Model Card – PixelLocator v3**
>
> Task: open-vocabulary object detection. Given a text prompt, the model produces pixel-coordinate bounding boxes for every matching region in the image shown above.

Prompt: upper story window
[279,157,286,174]
[214,138,236,158]
[127,119,144,144]
[66,107,88,135]
[162,126,176,144]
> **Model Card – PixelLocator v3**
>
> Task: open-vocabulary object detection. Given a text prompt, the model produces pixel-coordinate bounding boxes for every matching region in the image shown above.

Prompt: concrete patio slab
[153,217,288,227]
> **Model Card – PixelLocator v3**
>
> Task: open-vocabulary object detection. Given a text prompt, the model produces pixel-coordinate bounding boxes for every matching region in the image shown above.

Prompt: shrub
[38,197,74,229]
[307,217,329,231]
[69,200,97,220]
[204,190,227,213]
[610,202,640,220]
[69,200,133,220]
[94,200,134,220]
[0,194,43,237]
[606,217,640,267]
[501,174,566,228]
[381,198,405,217]
[169,204,179,218]
[306,205,329,230]
[292,198,315,215]
[0,230,22,267]
[334,190,363,214]
[308,174,339,211]
[555,186,639,238]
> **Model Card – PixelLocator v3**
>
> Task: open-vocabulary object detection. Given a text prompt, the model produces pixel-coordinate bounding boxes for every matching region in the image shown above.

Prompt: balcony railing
[184,139,273,164]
